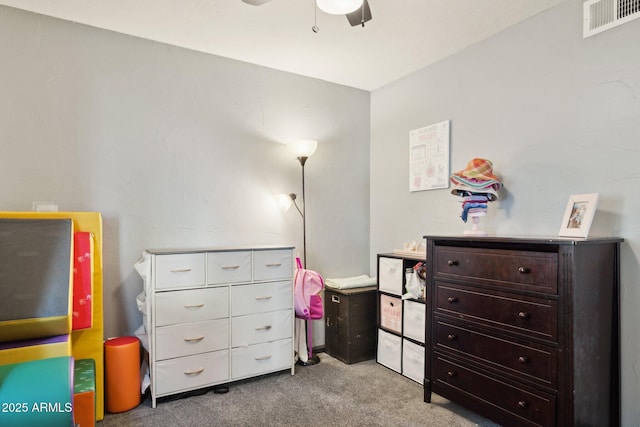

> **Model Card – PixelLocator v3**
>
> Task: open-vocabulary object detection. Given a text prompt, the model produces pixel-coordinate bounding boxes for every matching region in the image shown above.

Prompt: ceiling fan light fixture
[316,0,363,15]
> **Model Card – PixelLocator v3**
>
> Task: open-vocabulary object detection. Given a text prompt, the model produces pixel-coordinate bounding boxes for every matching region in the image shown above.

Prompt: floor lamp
[284,139,320,366]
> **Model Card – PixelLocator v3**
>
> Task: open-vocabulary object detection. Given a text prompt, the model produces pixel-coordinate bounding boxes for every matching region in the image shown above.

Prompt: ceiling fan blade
[346,0,372,26]
[241,0,272,6]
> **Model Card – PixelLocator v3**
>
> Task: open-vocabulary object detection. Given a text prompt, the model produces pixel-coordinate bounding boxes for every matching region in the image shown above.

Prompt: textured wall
[370,1,640,423]
[0,6,371,347]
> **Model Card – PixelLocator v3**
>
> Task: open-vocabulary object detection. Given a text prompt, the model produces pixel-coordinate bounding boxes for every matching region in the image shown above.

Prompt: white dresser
[138,246,295,408]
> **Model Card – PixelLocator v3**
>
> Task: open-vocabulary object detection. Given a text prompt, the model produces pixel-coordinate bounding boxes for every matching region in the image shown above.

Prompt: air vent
[584,0,640,37]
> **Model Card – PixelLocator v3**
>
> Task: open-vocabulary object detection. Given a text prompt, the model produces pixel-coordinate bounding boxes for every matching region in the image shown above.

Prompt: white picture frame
[409,120,450,192]
[558,193,599,238]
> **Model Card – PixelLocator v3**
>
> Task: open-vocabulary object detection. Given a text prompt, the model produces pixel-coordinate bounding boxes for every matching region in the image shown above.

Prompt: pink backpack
[294,257,324,320]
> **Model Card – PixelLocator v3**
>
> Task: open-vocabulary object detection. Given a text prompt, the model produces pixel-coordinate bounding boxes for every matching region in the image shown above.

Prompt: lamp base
[296,354,321,366]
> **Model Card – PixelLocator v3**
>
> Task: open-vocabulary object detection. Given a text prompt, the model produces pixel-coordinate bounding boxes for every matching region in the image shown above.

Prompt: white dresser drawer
[403,300,425,343]
[231,310,293,347]
[154,350,229,396]
[253,249,292,281]
[378,257,403,296]
[156,287,229,326]
[231,281,292,316]
[377,329,401,373]
[207,251,252,285]
[155,253,206,290]
[402,339,424,384]
[231,338,292,379]
[155,318,229,360]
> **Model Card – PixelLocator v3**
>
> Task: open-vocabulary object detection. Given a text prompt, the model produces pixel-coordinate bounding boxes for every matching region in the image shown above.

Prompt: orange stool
[104,336,140,413]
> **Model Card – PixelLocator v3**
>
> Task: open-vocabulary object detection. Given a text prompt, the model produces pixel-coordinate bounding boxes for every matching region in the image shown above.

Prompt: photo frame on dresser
[559,193,598,238]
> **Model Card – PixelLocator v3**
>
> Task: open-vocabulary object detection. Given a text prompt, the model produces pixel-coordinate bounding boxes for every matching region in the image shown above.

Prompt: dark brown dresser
[325,286,377,364]
[423,236,622,427]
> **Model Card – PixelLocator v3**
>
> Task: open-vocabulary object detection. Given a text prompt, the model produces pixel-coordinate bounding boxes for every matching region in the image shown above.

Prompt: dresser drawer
[402,339,424,384]
[433,356,555,427]
[378,257,403,296]
[155,253,206,290]
[434,247,557,294]
[231,310,292,347]
[379,294,402,334]
[155,318,230,360]
[155,287,229,326]
[377,329,401,373]
[207,251,252,285]
[403,299,425,343]
[253,249,292,281]
[231,338,292,379]
[435,283,558,342]
[434,320,557,387]
[231,280,292,316]
[154,350,229,396]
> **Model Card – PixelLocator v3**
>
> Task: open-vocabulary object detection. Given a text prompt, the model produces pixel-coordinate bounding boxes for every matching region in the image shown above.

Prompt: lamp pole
[297,155,308,268]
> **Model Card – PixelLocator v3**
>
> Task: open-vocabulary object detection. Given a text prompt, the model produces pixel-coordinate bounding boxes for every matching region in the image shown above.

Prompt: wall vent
[584,0,640,37]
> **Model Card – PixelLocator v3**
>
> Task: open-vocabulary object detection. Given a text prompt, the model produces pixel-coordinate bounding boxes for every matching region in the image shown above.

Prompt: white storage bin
[154,350,229,396]
[155,318,229,360]
[378,257,403,296]
[155,287,229,326]
[380,294,402,334]
[231,310,293,347]
[207,251,252,285]
[155,253,206,290]
[231,338,293,379]
[377,329,401,373]
[402,339,425,384]
[231,281,292,316]
[403,300,425,343]
[254,249,293,281]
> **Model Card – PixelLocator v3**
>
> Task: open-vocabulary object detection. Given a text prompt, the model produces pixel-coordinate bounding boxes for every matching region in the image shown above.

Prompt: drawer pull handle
[255,355,272,361]
[447,260,458,266]
[518,400,528,408]
[518,311,530,319]
[184,368,204,375]
[255,325,272,331]
[332,295,340,303]
[447,334,457,341]
[184,336,205,342]
[518,266,530,274]
[184,303,205,309]
[518,356,529,364]
[447,297,458,303]
[265,263,282,267]
[171,268,192,273]
[447,371,457,378]
[222,265,240,270]
[255,295,273,301]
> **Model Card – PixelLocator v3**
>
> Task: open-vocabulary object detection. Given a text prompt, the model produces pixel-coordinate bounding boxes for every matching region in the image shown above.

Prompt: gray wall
[370,0,640,424]
[0,6,371,346]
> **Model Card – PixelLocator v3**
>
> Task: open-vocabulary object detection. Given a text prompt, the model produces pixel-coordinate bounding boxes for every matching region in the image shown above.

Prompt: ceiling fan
[241,0,373,27]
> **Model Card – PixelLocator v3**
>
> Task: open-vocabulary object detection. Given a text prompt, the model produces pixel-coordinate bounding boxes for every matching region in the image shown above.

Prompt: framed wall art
[558,193,599,238]
[409,120,450,192]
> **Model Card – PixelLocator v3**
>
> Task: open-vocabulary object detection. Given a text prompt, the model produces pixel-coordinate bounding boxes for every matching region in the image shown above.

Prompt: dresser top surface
[145,244,294,255]
[424,235,623,245]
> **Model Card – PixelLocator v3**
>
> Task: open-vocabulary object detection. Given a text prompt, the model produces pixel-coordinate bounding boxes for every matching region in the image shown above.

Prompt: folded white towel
[325,274,377,289]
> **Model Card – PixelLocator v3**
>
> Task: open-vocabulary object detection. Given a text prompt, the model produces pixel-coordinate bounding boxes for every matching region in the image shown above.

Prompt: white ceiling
[0,0,567,90]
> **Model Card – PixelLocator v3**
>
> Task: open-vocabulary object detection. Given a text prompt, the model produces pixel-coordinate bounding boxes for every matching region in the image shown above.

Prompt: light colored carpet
[101,353,501,426]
